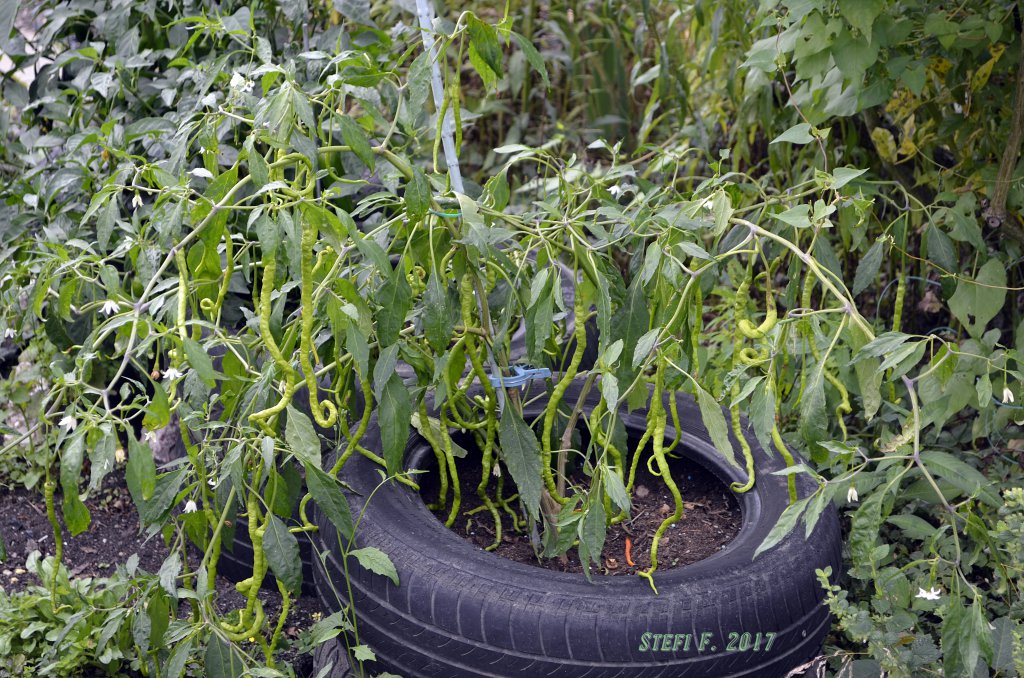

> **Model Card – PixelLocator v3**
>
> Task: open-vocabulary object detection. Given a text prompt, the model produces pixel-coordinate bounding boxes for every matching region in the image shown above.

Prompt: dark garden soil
[0,471,323,676]
[430,450,742,575]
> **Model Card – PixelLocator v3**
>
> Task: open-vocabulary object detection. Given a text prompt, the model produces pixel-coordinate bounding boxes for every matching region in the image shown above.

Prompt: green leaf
[352,645,376,662]
[926,225,956,272]
[603,467,631,513]
[831,167,869,190]
[467,15,503,79]
[919,450,1001,508]
[754,495,809,558]
[948,259,1007,338]
[248,147,270,191]
[375,267,412,347]
[838,0,883,41]
[693,383,738,468]
[349,546,399,585]
[406,51,432,118]
[304,463,354,540]
[338,115,375,171]
[600,373,619,409]
[632,328,660,368]
[510,32,550,87]
[334,0,375,26]
[254,213,280,257]
[158,552,180,596]
[285,405,321,470]
[498,406,542,522]
[379,373,411,476]
[62,492,91,536]
[0,0,16,52]
[990,616,1020,673]
[799,370,827,445]
[143,379,171,430]
[942,597,994,678]
[97,197,119,252]
[423,272,457,352]
[183,339,216,387]
[405,167,430,223]
[773,204,812,229]
[263,513,302,594]
[852,238,884,296]
[577,496,606,576]
[138,469,185,526]
[770,123,815,145]
[126,433,157,503]
[205,635,245,678]
[373,344,400,400]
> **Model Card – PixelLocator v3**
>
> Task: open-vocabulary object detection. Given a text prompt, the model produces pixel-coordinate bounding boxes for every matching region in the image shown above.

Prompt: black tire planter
[312,637,354,678]
[313,381,842,678]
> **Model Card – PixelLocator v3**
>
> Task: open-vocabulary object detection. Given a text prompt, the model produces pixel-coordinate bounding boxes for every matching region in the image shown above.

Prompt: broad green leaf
[693,383,738,468]
[578,496,606,578]
[263,513,302,594]
[831,167,868,190]
[375,267,412,347]
[498,406,542,522]
[799,370,827,445]
[248,148,270,190]
[126,433,157,502]
[853,331,912,361]
[510,32,550,86]
[926,225,956,272]
[304,463,354,540]
[423,272,457,352]
[349,546,399,585]
[600,373,619,409]
[158,552,180,596]
[373,344,400,400]
[183,339,216,387]
[406,50,431,117]
[632,327,660,367]
[754,495,809,558]
[0,0,16,52]
[405,167,430,223]
[770,123,815,145]
[852,238,884,296]
[254,213,280,257]
[990,616,1020,673]
[379,373,411,476]
[205,635,245,678]
[919,450,1001,508]
[838,0,883,41]
[338,114,375,171]
[948,259,1007,338]
[143,379,171,430]
[352,645,376,662]
[886,514,937,540]
[773,204,812,229]
[942,597,994,678]
[603,467,630,513]
[467,15,502,79]
[285,405,321,470]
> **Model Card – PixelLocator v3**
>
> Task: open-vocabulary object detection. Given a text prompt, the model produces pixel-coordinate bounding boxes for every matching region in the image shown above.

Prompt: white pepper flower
[3,328,15,338]
[1003,387,1015,404]
[847,486,858,504]
[101,300,119,316]
[916,587,942,601]
[189,167,213,180]
[183,500,198,513]
[59,415,77,433]
[229,72,254,94]
[162,367,184,381]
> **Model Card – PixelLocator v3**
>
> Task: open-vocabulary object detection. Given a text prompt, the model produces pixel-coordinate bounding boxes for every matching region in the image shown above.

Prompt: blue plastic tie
[488,365,551,389]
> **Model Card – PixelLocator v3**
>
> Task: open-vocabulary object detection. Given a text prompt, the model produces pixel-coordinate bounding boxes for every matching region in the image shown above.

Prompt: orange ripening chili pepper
[625,537,635,567]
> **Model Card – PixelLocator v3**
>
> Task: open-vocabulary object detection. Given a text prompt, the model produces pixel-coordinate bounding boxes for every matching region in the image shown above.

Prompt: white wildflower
[847,486,858,504]
[163,367,184,381]
[916,587,942,601]
[58,415,77,433]
[101,300,120,316]
[3,328,15,338]
[183,500,198,513]
[229,72,254,94]
[131,193,143,209]
[144,430,159,444]
[189,167,214,180]
[1003,387,1015,404]
[114,448,126,464]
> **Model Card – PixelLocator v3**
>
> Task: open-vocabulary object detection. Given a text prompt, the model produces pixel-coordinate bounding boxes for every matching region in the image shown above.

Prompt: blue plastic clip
[488,365,552,389]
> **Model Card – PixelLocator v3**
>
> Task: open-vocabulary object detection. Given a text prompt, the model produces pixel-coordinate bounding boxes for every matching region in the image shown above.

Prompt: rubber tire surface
[313,381,841,678]
[313,637,354,677]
